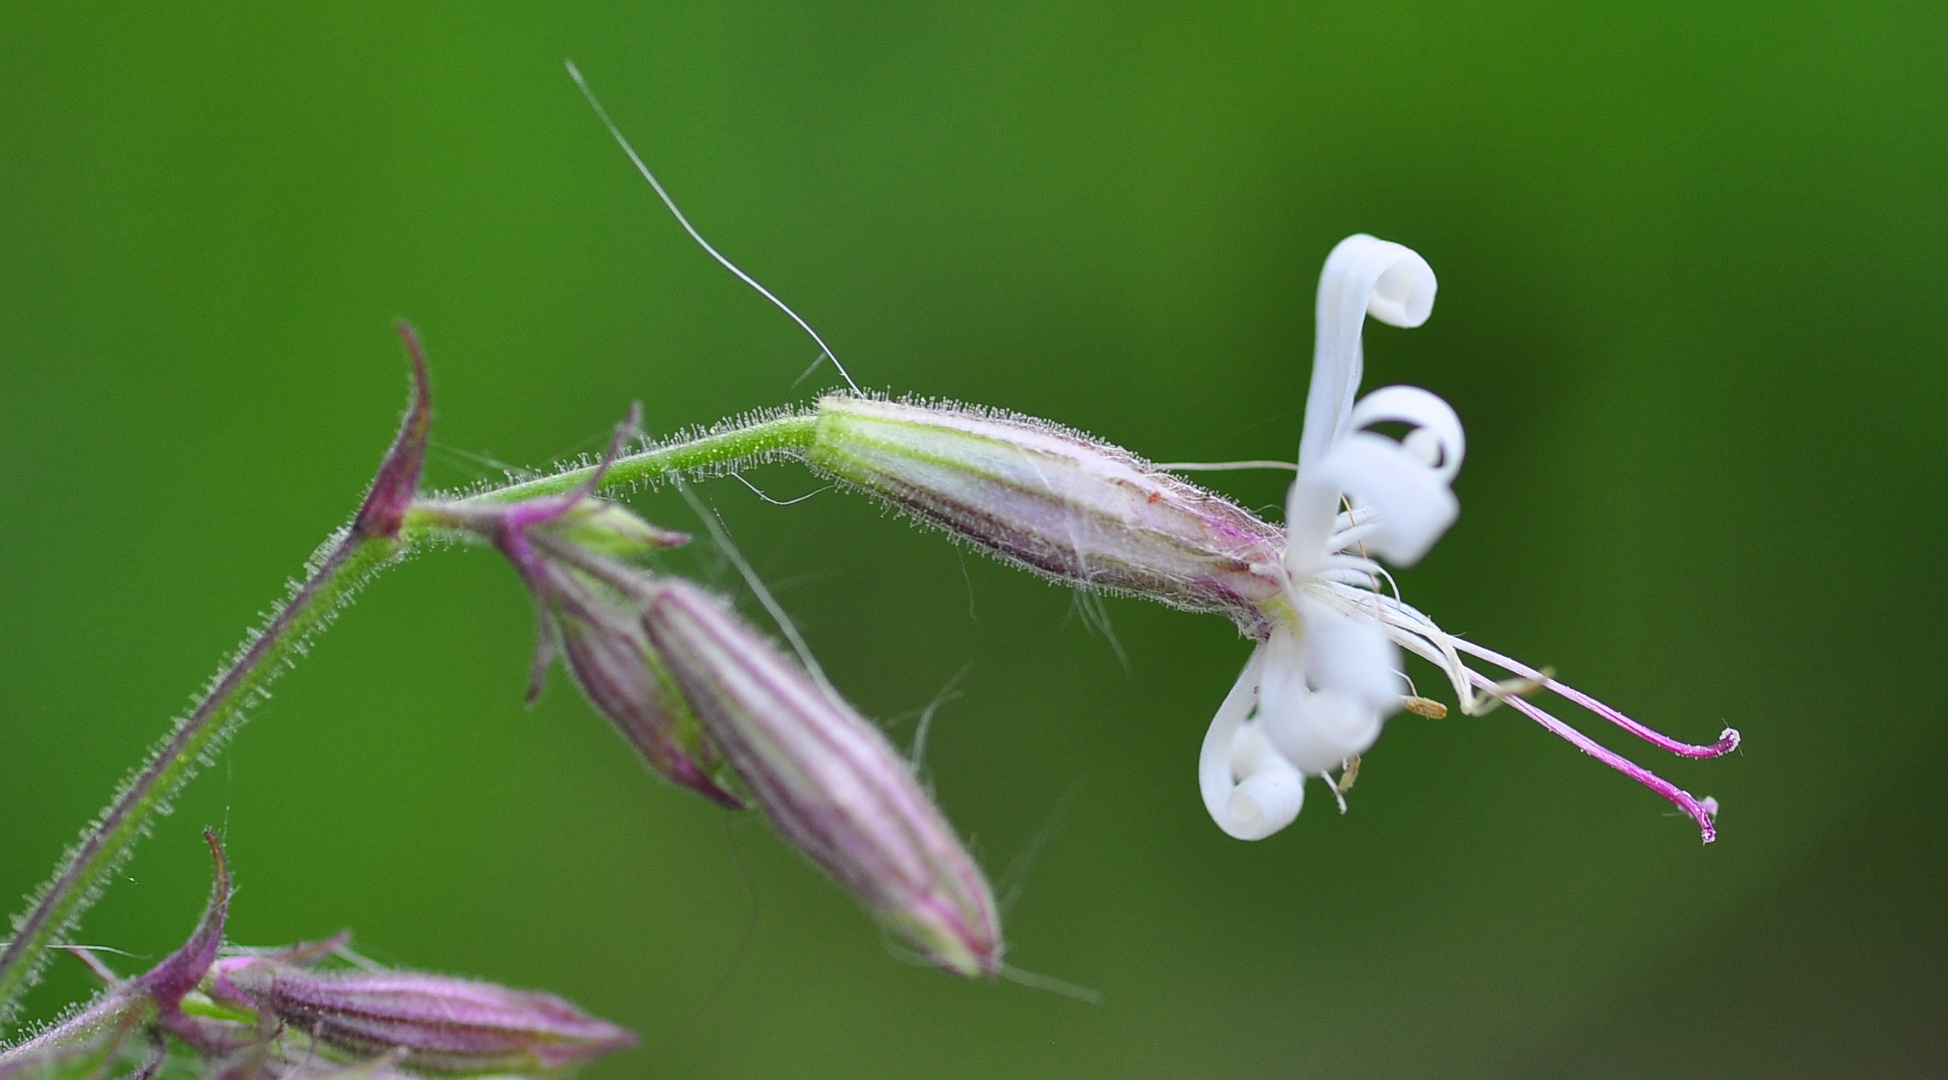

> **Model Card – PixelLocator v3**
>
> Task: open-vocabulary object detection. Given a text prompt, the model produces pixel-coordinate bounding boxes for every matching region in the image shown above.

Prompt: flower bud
[525,551,741,808]
[804,396,1285,634]
[209,962,635,1075]
[414,429,740,807]
[639,580,1003,978]
[543,501,690,558]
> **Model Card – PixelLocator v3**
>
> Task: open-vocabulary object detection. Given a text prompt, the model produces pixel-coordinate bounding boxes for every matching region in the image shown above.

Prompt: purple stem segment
[1453,640,1740,759]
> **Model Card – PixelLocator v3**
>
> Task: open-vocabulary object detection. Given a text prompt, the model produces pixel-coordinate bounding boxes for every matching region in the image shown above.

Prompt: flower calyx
[207,953,635,1075]
[639,578,1004,979]
[803,395,1287,636]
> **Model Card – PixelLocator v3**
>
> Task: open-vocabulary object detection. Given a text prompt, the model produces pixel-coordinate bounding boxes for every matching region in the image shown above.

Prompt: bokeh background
[3,3,1944,1077]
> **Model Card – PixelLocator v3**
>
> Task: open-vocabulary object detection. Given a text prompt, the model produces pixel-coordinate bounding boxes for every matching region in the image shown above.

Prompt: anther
[1336,755,1361,794]
[1465,666,1555,716]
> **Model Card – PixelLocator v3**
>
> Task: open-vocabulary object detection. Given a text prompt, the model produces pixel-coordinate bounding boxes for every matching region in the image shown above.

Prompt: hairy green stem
[0,413,818,1030]
[457,413,817,506]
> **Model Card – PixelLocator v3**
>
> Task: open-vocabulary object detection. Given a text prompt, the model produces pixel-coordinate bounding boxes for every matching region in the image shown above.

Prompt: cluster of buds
[414,409,741,808]
[0,836,634,1080]
[414,411,1002,977]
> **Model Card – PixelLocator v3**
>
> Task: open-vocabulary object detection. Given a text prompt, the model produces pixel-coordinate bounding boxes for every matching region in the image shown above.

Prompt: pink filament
[1469,670,1718,844]
[1453,640,1739,759]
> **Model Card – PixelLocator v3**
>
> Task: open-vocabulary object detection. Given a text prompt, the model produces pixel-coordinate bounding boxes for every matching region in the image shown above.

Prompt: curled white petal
[1366,251,1438,329]
[1262,687,1383,775]
[1226,720,1306,838]
[1313,432,1459,566]
[1348,385,1466,484]
[1199,649,1307,840]
[1282,471,1344,578]
[1254,618,1392,774]
[1301,236,1439,470]
[1227,762,1306,840]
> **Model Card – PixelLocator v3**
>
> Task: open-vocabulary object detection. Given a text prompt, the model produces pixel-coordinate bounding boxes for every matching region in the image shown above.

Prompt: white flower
[1200,236,1737,842]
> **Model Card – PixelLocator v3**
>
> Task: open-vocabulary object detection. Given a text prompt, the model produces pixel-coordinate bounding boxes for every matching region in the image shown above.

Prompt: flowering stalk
[2,229,1746,1031]
[0,527,395,1026]
[456,411,817,507]
[418,431,1004,975]
[789,237,1740,844]
[0,348,819,1027]
[0,317,432,1025]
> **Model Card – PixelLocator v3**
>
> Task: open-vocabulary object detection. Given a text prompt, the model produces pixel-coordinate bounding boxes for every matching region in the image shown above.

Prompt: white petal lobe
[1200,650,1300,840]
[1315,433,1459,566]
[1348,385,1466,483]
[1299,597,1402,709]
[1302,236,1440,469]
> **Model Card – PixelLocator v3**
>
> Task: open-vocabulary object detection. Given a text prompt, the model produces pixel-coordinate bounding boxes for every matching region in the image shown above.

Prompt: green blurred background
[3,2,1944,1076]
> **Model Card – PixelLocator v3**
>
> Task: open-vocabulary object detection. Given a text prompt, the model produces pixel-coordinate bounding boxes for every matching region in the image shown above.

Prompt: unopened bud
[639,580,1003,978]
[414,443,737,806]
[531,554,740,807]
[544,501,689,557]
[805,396,1285,634]
[210,962,635,1074]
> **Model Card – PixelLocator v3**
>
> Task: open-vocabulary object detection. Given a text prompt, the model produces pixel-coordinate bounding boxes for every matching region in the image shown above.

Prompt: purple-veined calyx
[637,579,1004,979]
[0,835,636,1080]
[804,396,1287,638]
[207,955,636,1075]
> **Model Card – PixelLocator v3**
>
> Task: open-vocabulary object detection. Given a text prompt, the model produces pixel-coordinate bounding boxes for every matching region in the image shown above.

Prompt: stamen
[1321,773,1349,815]
[1471,671,1719,844]
[1336,755,1361,794]
[1454,641,1740,758]
[1401,696,1447,719]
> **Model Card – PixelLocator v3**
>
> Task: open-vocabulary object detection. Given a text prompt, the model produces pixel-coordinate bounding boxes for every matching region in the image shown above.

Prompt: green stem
[0,412,819,1030]
[457,413,818,506]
